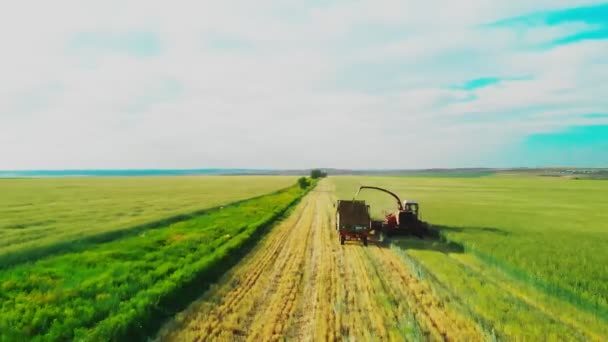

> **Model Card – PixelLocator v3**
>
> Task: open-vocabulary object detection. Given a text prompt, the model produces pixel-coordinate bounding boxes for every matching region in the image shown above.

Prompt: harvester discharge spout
[352,185,429,238]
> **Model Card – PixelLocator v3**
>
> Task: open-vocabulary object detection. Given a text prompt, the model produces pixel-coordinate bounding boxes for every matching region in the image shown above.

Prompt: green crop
[0,180,309,341]
[0,176,295,267]
[333,175,608,338]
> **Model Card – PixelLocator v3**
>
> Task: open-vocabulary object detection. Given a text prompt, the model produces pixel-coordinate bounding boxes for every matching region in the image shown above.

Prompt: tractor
[355,186,429,237]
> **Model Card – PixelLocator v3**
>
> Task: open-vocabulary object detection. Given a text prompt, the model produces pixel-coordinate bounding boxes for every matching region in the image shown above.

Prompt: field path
[158,180,483,341]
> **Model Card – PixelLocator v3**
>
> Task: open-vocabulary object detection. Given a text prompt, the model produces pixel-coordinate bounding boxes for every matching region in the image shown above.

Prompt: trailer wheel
[362,236,368,246]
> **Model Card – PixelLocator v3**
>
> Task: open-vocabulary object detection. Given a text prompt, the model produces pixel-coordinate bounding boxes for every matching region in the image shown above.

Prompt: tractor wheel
[362,236,368,246]
[340,234,345,245]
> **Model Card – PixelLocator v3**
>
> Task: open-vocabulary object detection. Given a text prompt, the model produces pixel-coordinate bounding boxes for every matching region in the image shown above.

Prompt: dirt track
[158,180,483,341]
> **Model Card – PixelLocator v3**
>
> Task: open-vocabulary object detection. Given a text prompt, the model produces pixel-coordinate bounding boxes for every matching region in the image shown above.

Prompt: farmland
[1,174,606,341]
[0,176,306,341]
[0,176,295,266]
[160,176,607,341]
[159,180,484,341]
[333,175,608,339]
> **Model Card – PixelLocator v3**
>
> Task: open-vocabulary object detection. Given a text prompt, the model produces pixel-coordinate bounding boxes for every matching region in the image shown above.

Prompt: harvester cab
[403,200,419,217]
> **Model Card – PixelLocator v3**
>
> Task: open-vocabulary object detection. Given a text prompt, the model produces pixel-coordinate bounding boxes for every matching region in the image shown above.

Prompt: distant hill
[1,167,606,178]
[0,169,264,178]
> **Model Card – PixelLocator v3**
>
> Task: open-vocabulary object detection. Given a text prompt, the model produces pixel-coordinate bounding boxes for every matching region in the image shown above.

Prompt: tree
[310,169,327,179]
[297,177,310,189]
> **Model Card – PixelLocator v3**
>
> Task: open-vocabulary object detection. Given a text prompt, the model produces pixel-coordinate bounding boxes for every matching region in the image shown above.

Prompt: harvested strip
[159,180,483,341]
[158,197,314,341]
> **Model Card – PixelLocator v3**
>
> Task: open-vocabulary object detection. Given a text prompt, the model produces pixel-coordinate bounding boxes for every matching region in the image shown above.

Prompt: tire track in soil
[158,180,483,341]
[244,192,319,342]
[285,193,328,341]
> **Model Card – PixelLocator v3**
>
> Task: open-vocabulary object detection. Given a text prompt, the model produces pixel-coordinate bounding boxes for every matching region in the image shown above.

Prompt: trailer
[335,200,371,246]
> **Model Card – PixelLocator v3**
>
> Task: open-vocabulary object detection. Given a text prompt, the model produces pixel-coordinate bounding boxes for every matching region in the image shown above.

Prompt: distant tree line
[310,169,327,179]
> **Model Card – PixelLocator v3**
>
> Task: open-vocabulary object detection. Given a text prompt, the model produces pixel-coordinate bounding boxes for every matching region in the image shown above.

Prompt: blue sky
[0,1,607,169]
[505,125,608,167]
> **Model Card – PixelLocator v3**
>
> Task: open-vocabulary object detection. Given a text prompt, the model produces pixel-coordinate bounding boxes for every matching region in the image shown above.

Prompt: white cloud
[1,0,607,169]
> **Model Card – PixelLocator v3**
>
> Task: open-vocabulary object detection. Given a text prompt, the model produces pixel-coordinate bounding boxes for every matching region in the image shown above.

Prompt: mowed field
[0,176,295,266]
[160,176,607,341]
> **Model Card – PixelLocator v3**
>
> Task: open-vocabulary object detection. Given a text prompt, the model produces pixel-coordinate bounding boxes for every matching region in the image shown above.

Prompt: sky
[0,1,607,170]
